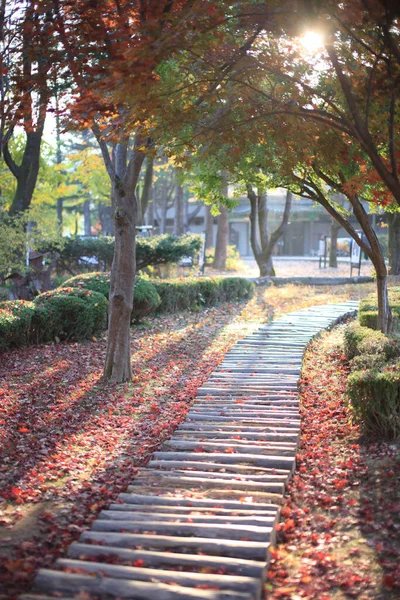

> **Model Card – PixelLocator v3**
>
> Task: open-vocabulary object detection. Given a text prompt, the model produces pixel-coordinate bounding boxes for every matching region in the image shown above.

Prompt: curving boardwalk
[21,301,358,600]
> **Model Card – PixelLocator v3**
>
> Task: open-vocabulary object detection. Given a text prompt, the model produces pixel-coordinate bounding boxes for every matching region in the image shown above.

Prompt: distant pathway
[21,301,358,600]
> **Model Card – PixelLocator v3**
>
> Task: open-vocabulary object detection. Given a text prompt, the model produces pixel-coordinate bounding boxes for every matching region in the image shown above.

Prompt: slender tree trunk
[388,212,400,275]
[247,187,291,277]
[139,156,153,225]
[8,131,43,215]
[329,218,340,267]
[101,133,146,382]
[57,198,63,229]
[160,182,168,234]
[83,200,91,236]
[174,183,184,235]
[205,205,214,249]
[213,206,229,269]
[146,197,154,227]
[376,273,391,334]
[104,187,137,381]
[99,203,114,235]
[183,194,189,232]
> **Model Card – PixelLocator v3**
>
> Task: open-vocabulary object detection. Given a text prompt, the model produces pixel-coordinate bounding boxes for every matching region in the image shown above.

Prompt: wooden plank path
[21,301,357,600]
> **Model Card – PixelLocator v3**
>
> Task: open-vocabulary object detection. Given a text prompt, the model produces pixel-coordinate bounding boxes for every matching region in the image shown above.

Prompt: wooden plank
[56,559,262,599]
[80,530,272,560]
[34,570,250,600]
[68,543,267,579]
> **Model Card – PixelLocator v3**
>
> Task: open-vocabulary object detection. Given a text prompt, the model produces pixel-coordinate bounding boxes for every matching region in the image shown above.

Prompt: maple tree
[51,0,272,381]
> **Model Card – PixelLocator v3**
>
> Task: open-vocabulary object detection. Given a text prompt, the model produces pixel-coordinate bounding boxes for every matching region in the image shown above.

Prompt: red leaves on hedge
[265,329,400,599]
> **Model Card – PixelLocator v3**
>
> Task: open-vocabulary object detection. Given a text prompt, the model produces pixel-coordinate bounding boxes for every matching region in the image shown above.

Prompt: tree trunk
[83,200,91,236]
[174,183,184,235]
[99,203,114,236]
[104,187,137,382]
[376,274,392,334]
[8,131,43,215]
[57,198,63,229]
[205,205,214,249]
[160,181,168,234]
[247,187,291,277]
[213,206,229,269]
[329,218,340,267]
[388,212,400,275]
[101,133,146,382]
[139,156,153,225]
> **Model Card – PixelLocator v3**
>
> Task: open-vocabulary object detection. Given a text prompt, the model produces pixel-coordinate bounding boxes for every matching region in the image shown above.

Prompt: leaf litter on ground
[0,282,374,599]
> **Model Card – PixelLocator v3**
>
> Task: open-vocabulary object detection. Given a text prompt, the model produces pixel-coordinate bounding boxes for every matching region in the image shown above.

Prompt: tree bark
[329,218,341,268]
[174,183,184,235]
[95,131,146,382]
[248,187,292,277]
[139,156,153,225]
[99,203,114,236]
[205,205,214,249]
[160,181,168,234]
[213,206,229,269]
[8,131,43,215]
[83,200,91,236]
[388,212,400,276]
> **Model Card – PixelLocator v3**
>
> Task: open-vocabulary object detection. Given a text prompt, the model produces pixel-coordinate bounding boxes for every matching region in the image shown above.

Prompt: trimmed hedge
[62,273,161,322]
[358,288,400,331]
[0,300,36,351]
[348,362,400,439]
[33,288,108,341]
[345,320,400,439]
[153,277,254,313]
[344,322,399,361]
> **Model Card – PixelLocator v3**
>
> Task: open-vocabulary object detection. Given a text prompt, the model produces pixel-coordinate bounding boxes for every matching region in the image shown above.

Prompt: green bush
[63,272,111,298]
[153,277,254,313]
[131,278,161,322]
[62,272,160,322]
[34,287,108,341]
[358,288,400,331]
[344,322,400,361]
[0,300,35,351]
[43,234,203,276]
[348,362,400,439]
[219,277,254,301]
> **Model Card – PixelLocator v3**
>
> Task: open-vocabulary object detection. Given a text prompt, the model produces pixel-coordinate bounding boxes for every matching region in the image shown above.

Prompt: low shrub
[63,272,111,298]
[0,300,35,351]
[34,287,108,341]
[131,278,161,322]
[219,277,254,301]
[62,272,160,322]
[153,277,254,313]
[347,362,400,439]
[344,322,400,361]
[358,288,400,331]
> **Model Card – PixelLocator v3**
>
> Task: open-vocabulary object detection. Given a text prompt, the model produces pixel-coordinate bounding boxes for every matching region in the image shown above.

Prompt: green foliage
[358,288,400,331]
[63,272,111,297]
[34,287,108,341]
[46,233,203,275]
[347,362,400,440]
[0,300,35,351]
[344,322,400,361]
[136,234,203,271]
[153,277,254,313]
[131,278,161,322]
[62,272,160,322]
